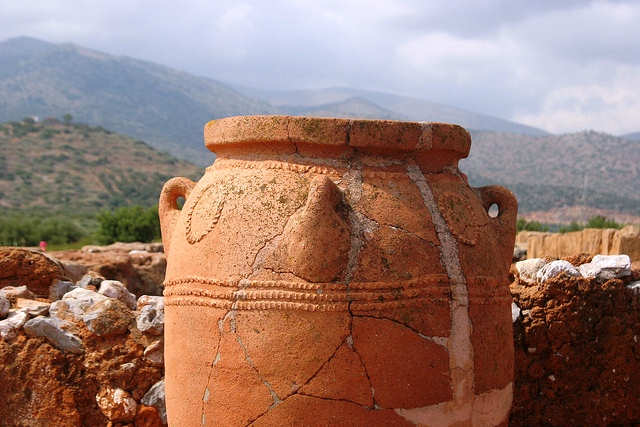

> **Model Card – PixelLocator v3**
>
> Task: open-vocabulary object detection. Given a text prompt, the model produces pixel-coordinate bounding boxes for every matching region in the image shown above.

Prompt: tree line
[0,206,160,247]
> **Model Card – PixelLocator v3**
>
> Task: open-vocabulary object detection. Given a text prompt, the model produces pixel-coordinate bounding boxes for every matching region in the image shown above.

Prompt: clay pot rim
[204,115,470,158]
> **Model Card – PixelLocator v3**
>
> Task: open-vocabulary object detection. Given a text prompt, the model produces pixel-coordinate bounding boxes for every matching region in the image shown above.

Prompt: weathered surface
[82,298,133,337]
[536,260,580,282]
[141,379,167,425]
[510,256,640,426]
[514,258,546,284]
[0,310,28,340]
[162,116,516,426]
[23,316,84,354]
[15,298,50,316]
[98,280,137,309]
[77,272,105,289]
[136,297,164,336]
[0,311,165,426]
[0,248,68,297]
[135,405,164,427]
[50,288,108,321]
[49,280,76,301]
[0,295,9,318]
[143,339,164,366]
[578,254,632,281]
[96,386,137,422]
[0,285,35,301]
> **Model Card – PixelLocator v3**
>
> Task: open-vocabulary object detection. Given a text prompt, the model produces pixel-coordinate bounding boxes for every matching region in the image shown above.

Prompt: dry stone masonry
[0,261,166,426]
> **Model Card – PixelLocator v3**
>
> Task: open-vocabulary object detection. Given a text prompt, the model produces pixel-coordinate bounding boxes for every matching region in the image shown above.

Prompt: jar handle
[475,185,518,269]
[159,177,196,256]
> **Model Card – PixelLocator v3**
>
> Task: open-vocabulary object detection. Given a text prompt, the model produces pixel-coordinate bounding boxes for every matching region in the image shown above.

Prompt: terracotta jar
[159,116,517,426]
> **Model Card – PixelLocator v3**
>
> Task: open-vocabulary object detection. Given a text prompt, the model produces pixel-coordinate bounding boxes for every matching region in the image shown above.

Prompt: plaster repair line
[403,162,475,423]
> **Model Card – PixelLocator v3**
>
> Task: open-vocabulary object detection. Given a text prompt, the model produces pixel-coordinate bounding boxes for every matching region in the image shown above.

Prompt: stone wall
[516,225,640,265]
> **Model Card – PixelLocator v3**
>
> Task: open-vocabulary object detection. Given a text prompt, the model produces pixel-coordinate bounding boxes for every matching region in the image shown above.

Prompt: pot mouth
[204,115,471,159]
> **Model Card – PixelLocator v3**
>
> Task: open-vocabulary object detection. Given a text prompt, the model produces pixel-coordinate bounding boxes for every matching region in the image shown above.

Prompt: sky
[1,0,639,134]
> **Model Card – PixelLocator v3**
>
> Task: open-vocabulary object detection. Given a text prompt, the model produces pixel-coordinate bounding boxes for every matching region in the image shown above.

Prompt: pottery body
[160,116,517,426]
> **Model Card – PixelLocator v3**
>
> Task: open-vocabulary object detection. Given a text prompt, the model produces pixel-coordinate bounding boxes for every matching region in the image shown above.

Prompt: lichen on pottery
[159,115,518,426]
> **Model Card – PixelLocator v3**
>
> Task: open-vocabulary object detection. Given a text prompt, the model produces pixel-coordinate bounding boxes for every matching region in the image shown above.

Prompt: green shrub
[558,216,623,233]
[585,215,623,229]
[97,205,160,244]
[40,129,56,139]
[516,218,549,232]
[558,221,583,233]
[0,214,85,246]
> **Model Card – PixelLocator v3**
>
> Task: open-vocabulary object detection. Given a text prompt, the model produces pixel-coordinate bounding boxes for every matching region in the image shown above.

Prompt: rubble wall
[510,261,640,426]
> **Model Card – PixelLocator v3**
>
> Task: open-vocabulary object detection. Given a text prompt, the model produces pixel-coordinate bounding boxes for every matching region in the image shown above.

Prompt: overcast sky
[1,0,639,134]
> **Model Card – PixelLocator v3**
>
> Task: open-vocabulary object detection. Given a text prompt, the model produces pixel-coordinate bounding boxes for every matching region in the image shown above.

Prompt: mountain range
[233,86,549,136]
[462,130,640,220]
[623,132,640,141]
[1,36,638,222]
[0,37,549,162]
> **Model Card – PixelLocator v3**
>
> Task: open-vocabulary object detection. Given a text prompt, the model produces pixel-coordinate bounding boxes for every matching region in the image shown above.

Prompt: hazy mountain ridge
[283,97,402,120]
[0,118,202,213]
[0,36,549,165]
[0,36,274,163]
[461,130,640,218]
[622,132,640,141]
[234,86,549,135]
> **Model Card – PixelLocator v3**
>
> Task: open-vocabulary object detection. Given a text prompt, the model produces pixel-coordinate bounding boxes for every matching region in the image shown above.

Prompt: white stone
[50,280,76,301]
[143,339,164,366]
[98,280,137,310]
[511,302,521,323]
[77,273,104,289]
[82,299,133,336]
[137,303,164,335]
[536,260,580,283]
[0,285,35,300]
[137,295,164,311]
[515,258,546,284]
[627,281,640,295]
[5,310,29,328]
[0,295,9,319]
[0,310,29,340]
[23,316,84,353]
[96,386,137,422]
[579,255,632,281]
[141,379,166,424]
[15,298,50,316]
[136,295,164,335]
[51,288,107,320]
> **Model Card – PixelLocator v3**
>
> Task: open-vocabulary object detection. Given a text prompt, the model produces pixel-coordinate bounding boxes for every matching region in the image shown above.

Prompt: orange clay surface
[159,116,517,426]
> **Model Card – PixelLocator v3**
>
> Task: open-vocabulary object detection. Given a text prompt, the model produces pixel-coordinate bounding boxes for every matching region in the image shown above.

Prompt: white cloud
[0,0,639,133]
[515,64,640,134]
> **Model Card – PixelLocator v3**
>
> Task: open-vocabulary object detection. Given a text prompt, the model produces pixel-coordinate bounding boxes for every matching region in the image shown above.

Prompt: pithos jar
[159,116,517,426]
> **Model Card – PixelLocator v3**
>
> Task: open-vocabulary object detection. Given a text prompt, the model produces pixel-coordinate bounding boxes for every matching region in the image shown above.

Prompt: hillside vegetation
[461,130,640,217]
[0,37,273,163]
[0,118,202,214]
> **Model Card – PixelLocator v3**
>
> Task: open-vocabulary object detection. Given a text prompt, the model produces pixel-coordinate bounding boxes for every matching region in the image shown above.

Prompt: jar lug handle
[475,185,518,268]
[159,177,196,256]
